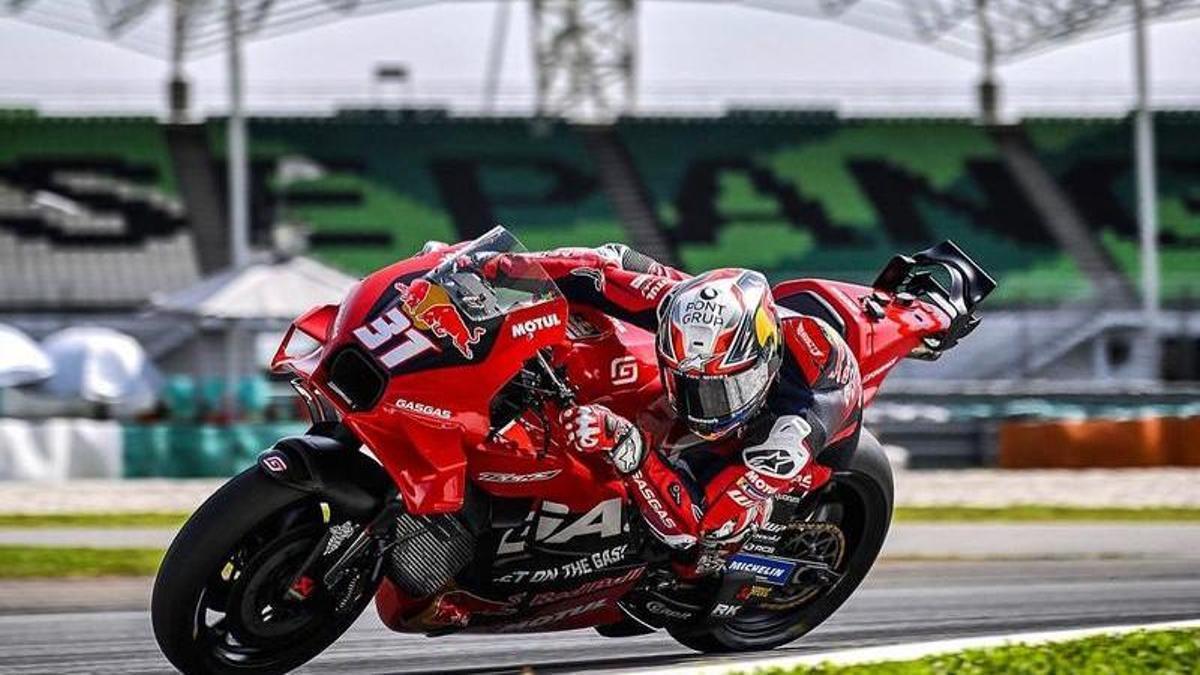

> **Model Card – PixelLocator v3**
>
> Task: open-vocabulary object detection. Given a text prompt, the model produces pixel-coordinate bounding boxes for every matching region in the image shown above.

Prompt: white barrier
[0,418,123,480]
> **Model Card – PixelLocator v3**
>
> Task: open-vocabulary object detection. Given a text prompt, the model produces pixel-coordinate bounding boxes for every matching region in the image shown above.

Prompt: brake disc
[758,522,846,610]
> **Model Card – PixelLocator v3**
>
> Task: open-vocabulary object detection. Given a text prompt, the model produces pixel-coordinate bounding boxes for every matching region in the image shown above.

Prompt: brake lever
[535,351,575,406]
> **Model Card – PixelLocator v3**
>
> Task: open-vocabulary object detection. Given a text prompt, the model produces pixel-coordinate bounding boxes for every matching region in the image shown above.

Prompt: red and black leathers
[496,244,863,563]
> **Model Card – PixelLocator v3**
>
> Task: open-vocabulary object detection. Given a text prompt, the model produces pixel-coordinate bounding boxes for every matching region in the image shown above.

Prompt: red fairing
[278,240,571,514]
[376,579,634,634]
[346,291,568,513]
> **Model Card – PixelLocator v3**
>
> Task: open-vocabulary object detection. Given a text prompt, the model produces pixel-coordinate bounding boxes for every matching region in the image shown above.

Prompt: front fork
[284,499,401,607]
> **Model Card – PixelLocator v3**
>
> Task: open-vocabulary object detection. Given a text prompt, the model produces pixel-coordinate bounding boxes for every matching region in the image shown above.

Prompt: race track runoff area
[0,559,1197,673]
[0,471,1197,673]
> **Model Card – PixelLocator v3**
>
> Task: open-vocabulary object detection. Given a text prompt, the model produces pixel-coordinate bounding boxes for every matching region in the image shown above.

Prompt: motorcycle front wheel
[669,431,894,653]
[152,468,382,674]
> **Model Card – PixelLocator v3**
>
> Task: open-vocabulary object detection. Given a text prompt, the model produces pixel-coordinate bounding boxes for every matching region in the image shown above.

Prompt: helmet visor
[668,359,771,425]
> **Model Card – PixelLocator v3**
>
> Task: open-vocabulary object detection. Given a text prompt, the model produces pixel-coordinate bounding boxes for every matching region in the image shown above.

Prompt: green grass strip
[0,513,189,529]
[760,629,1200,675]
[894,505,1200,522]
[0,546,163,578]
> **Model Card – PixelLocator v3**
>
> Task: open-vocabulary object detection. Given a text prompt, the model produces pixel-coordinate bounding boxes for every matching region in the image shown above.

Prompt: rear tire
[152,468,381,674]
[668,432,893,653]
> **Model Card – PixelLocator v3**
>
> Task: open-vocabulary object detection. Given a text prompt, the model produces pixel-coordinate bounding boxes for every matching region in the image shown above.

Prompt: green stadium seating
[0,114,197,309]
[617,114,1082,303]
[4,111,1195,308]
[211,112,626,274]
[0,115,176,194]
[1023,113,1200,300]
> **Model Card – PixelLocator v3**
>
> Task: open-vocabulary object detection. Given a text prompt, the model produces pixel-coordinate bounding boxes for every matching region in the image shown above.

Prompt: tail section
[774,241,996,403]
[871,240,997,356]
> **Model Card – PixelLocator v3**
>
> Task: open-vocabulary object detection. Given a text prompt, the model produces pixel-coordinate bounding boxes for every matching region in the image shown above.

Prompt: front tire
[669,431,894,653]
[152,468,381,674]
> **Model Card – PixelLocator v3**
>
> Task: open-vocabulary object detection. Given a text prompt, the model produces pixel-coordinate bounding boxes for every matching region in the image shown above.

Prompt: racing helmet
[656,269,782,440]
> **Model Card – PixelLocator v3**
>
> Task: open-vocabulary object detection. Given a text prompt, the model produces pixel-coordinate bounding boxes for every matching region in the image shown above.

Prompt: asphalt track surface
[0,559,1197,674]
[5,522,1199,560]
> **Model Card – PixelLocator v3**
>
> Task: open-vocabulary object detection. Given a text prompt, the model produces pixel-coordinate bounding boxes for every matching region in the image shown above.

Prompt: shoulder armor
[742,415,812,480]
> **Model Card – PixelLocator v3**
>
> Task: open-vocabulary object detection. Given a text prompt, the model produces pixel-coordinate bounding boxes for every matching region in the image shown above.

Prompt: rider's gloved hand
[558,405,646,475]
[477,252,536,280]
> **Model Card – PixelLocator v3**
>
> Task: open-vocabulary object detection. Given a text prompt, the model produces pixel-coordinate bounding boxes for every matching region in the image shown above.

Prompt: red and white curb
[633,619,1200,675]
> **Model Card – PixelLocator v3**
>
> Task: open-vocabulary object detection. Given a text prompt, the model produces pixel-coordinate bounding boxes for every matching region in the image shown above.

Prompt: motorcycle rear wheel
[152,468,381,674]
[668,432,893,653]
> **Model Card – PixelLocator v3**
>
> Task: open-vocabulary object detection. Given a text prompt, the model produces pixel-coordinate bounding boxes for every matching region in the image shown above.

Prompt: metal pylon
[532,0,636,122]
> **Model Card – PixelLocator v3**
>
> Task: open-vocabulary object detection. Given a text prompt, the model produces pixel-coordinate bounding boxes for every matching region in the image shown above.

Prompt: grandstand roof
[4,0,1199,62]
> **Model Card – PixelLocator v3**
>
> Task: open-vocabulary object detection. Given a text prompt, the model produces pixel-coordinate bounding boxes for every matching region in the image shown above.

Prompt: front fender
[257,423,394,518]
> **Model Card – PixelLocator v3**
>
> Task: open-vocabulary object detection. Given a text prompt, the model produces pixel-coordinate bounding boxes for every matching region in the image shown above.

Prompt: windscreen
[423,226,562,323]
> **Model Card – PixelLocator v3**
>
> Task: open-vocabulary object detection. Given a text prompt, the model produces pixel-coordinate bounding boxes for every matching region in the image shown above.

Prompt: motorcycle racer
[154,226,989,669]
[485,243,864,576]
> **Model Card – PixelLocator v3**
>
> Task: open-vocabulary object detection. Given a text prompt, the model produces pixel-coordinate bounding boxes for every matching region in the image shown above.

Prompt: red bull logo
[395,278,486,359]
[415,590,516,629]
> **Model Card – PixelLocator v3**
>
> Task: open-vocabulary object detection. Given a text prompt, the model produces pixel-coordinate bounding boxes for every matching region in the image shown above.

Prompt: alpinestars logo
[610,432,645,475]
[512,313,561,338]
[794,319,828,361]
[630,274,670,301]
[745,448,800,477]
[742,416,812,480]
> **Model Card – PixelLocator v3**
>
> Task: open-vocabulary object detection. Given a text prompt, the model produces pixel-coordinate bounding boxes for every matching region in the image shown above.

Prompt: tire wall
[999,417,1200,468]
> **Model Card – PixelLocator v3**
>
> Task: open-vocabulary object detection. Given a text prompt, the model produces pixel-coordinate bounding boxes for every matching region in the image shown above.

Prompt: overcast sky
[0,1,1197,116]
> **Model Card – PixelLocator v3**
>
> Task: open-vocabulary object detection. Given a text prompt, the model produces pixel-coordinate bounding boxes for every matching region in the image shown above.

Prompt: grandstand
[2,107,1198,378]
[618,114,1073,301]
[0,114,198,310]
[1023,112,1200,301]
[235,110,1197,306]
[224,112,627,272]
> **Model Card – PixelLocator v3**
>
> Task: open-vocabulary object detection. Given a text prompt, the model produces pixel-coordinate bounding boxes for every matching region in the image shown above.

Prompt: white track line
[634,619,1200,675]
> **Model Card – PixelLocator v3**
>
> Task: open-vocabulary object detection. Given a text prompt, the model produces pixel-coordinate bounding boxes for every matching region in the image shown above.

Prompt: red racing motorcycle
[152,227,994,673]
